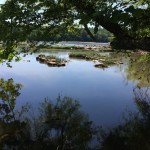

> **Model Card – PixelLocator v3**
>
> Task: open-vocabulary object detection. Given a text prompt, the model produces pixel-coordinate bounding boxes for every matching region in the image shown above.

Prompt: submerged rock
[36,54,67,67]
[58,63,66,67]
[47,61,57,66]
[50,59,56,62]
[99,59,105,62]
[36,55,46,62]
[95,63,108,68]
[47,62,66,67]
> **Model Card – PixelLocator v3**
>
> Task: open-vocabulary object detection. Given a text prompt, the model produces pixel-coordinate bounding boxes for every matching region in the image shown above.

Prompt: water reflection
[0,79,93,150]
[0,52,137,127]
[126,54,150,87]
[0,78,29,150]
[100,87,150,150]
[0,77,150,149]
[0,78,23,122]
[92,52,150,150]
[109,52,150,87]
[0,78,95,150]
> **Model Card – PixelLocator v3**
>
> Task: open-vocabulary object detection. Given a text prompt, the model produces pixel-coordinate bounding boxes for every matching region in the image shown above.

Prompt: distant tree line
[27,27,112,43]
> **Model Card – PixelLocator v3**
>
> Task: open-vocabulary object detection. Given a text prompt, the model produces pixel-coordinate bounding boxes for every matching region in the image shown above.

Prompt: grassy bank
[36,44,112,52]
[69,51,123,68]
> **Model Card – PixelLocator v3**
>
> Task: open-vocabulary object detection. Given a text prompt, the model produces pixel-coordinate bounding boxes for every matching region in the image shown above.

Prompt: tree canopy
[0,0,149,62]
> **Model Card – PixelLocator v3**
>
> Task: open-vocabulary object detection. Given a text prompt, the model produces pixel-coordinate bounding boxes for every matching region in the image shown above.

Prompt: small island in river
[36,54,68,67]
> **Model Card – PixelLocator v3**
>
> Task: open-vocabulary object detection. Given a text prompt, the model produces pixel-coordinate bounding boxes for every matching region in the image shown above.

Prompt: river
[0,51,139,127]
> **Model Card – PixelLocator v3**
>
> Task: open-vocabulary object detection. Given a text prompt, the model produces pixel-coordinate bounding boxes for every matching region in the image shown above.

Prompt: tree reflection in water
[0,53,150,150]
[99,87,150,150]
[0,78,95,150]
[98,53,150,150]
[109,52,150,87]
[126,53,150,87]
[0,78,29,150]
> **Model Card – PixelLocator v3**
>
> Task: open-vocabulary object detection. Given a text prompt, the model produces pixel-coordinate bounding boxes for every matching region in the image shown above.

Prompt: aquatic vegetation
[46,55,56,60]
[95,63,108,69]
[37,45,84,50]
[69,51,105,60]
[69,52,123,69]
[139,53,150,62]
[36,54,67,67]
[126,55,150,87]
[102,58,117,65]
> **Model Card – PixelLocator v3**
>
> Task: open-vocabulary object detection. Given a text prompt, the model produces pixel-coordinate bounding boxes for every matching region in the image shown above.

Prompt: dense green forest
[28,27,112,42]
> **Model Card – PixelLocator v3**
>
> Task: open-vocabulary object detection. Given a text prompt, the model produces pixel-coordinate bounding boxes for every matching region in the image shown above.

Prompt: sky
[0,0,5,4]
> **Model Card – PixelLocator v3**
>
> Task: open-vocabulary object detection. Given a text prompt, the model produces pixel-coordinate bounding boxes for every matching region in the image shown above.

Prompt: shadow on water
[0,78,150,150]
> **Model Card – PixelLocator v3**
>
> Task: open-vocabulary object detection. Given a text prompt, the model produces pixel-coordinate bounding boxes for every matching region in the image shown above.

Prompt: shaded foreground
[0,76,150,150]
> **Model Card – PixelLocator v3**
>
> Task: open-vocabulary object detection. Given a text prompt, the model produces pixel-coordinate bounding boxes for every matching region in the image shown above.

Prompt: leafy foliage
[0,78,23,123]
[0,0,149,64]
[28,27,112,42]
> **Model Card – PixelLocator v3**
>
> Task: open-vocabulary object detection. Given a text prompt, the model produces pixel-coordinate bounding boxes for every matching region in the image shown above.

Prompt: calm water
[0,51,137,127]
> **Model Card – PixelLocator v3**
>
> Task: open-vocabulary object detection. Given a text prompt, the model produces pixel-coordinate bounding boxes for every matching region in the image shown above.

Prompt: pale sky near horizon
[0,0,6,4]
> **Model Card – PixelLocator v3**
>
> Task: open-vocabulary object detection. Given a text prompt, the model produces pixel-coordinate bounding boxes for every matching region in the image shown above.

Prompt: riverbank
[18,41,112,52]
[36,44,112,52]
